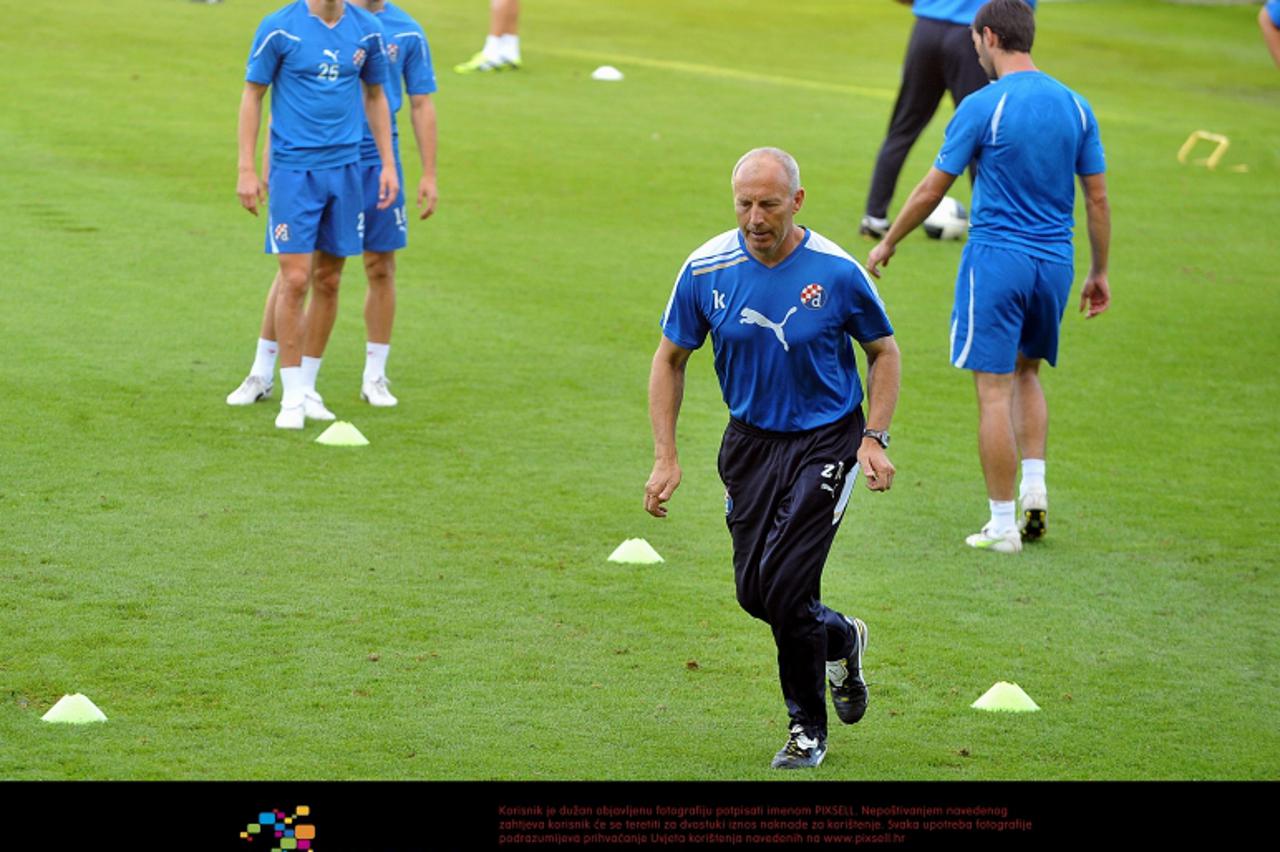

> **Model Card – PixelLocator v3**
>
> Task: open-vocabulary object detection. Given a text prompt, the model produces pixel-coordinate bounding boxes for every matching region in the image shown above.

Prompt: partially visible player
[229,0,438,411]
[867,0,1111,552]
[454,0,521,73]
[859,0,1037,240]
[1261,1,1280,68]
[236,0,398,429]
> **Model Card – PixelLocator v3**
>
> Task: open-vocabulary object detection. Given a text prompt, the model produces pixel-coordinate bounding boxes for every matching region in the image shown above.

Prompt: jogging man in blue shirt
[867,0,1111,553]
[229,0,437,413]
[236,0,399,429]
[859,0,1036,240]
[647,148,901,769]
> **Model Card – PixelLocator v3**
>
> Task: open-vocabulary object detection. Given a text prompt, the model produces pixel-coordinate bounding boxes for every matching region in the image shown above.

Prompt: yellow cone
[971,681,1040,712]
[607,538,663,564]
[42,693,108,724]
[315,421,369,446]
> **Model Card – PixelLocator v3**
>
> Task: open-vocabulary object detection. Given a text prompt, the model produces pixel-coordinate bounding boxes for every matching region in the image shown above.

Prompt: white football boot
[1019,489,1048,541]
[275,402,305,430]
[360,376,398,407]
[303,391,336,421]
[965,524,1023,554]
[226,375,272,406]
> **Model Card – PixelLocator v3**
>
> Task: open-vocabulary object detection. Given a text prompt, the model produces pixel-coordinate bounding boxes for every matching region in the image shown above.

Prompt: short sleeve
[1267,1,1280,28]
[659,265,709,351]
[842,267,895,344]
[360,30,390,85]
[401,30,438,95]
[1074,98,1106,176]
[934,96,987,176]
[245,21,285,85]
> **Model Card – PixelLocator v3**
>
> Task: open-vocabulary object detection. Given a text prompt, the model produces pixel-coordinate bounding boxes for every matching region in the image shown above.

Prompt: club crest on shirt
[353,48,367,68]
[387,42,400,63]
[800,283,825,310]
[274,223,290,243]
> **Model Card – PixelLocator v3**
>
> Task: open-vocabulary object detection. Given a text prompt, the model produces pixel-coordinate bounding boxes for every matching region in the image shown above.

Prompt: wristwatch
[862,428,890,449]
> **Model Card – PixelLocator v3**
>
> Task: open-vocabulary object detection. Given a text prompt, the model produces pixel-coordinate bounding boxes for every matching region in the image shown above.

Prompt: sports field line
[541,47,897,102]
[542,45,1144,128]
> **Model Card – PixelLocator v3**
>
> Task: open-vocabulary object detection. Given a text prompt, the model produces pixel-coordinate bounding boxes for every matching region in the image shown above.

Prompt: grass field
[0,0,1276,782]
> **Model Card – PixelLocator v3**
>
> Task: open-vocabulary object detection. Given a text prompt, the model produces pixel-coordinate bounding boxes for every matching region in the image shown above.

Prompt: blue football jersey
[913,0,1035,26]
[935,71,1105,263]
[661,229,894,433]
[360,1,437,166]
[245,0,390,170]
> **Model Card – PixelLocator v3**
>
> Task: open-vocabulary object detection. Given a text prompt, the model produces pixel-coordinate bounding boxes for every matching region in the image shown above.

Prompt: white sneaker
[303,391,336,421]
[965,524,1022,553]
[1019,489,1048,541]
[226,375,272,406]
[360,376,398,407]
[275,402,305,430]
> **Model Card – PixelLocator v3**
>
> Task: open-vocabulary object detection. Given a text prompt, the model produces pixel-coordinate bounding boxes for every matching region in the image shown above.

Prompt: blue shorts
[949,242,1074,374]
[361,159,407,253]
[265,163,363,257]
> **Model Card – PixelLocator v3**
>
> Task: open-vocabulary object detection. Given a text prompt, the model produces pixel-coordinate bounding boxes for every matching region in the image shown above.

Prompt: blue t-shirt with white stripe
[913,0,1036,26]
[360,2,437,166]
[935,70,1105,263]
[246,0,389,170]
[661,229,894,433]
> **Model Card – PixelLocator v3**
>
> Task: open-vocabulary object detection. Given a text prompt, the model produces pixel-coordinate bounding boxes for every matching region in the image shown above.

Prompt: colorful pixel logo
[240,805,316,851]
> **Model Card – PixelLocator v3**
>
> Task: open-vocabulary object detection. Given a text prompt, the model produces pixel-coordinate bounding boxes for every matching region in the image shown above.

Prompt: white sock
[498,34,520,63]
[301,356,322,395]
[364,342,390,383]
[1020,459,1046,498]
[988,499,1017,535]
[483,34,502,61]
[280,367,305,407]
[250,338,277,382]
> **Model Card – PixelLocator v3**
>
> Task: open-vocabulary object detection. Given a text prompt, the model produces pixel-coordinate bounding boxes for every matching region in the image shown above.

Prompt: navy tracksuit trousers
[718,410,864,734]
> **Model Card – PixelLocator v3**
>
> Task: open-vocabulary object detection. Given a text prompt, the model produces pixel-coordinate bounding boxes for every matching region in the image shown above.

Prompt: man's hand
[644,459,682,517]
[417,175,438,219]
[237,168,265,216]
[857,441,895,492]
[376,165,400,211]
[866,240,895,278]
[1079,272,1110,318]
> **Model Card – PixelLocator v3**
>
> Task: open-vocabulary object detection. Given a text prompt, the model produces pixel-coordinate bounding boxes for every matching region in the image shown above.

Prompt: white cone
[607,538,663,564]
[42,693,108,724]
[971,681,1040,712]
[591,65,624,82]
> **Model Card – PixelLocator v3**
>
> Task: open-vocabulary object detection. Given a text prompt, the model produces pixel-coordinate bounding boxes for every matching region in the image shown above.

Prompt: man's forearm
[364,86,395,167]
[648,361,685,462]
[410,96,437,179]
[238,88,263,172]
[864,346,900,433]
[881,168,954,249]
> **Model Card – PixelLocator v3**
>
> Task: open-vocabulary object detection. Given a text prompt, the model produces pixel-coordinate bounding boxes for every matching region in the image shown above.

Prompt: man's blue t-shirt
[246,0,389,170]
[935,70,1105,263]
[661,229,894,433]
[1268,0,1280,27]
[359,1,437,166]
[913,0,1036,26]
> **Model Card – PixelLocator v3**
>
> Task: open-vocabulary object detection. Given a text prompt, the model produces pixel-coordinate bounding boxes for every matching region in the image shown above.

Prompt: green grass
[0,0,1276,781]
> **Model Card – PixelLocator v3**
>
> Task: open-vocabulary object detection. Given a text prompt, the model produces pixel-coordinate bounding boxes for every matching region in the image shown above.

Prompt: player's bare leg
[1012,355,1048,539]
[273,252,314,428]
[456,0,521,72]
[967,371,1021,552]
[293,251,345,421]
[361,250,399,406]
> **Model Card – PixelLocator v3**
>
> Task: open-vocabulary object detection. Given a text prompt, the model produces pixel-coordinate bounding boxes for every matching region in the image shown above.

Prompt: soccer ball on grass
[923,196,968,240]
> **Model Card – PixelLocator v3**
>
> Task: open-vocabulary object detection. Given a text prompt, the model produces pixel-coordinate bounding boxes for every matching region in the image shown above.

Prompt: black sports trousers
[864,16,990,220]
[717,409,864,733]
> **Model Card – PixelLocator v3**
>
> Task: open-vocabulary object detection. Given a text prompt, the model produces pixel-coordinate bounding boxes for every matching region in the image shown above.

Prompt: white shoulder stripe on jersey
[684,230,740,266]
[1073,97,1088,132]
[360,32,384,43]
[394,32,426,41]
[690,248,744,268]
[805,231,855,263]
[990,92,1009,145]
[661,264,687,330]
[252,29,302,59]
